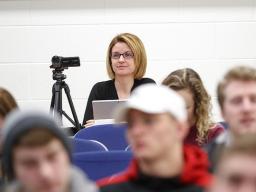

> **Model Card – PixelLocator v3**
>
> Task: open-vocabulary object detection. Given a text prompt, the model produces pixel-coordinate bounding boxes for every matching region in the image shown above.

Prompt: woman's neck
[139,145,184,178]
[114,76,134,99]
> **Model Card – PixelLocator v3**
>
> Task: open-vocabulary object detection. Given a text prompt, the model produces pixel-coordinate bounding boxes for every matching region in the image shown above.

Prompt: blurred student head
[115,84,188,163]
[2,110,72,192]
[211,133,256,192]
[0,87,18,129]
[162,68,217,145]
[217,66,256,135]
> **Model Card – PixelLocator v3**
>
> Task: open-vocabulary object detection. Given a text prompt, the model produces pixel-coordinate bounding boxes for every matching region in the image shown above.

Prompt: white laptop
[92,99,127,124]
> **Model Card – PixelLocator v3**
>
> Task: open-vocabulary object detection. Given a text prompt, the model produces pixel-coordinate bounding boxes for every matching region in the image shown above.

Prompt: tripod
[50,69,81,133]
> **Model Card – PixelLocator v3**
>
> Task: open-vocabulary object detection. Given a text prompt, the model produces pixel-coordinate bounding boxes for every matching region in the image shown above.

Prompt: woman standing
[83,33,155,127]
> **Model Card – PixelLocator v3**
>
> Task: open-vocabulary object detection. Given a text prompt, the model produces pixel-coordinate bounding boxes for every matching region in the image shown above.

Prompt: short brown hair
[106,33,147,79]
[0,88,18,118]
[14,128,58,148]
[162,68,212,144]
[217,66,256,110]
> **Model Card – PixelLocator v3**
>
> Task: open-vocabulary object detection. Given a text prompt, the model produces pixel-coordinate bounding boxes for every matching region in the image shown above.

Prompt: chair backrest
[70,138,108,153]
[73,151,133,181]
[125,145,131,151]
[74,123,128,150]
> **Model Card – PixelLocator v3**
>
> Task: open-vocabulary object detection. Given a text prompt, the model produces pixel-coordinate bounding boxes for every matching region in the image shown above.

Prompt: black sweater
[82,78,155,125]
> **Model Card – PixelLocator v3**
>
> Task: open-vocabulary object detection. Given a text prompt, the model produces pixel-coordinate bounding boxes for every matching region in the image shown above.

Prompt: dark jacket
[83,78,155,124]
[98,145,212,192]
[206,131,229,172]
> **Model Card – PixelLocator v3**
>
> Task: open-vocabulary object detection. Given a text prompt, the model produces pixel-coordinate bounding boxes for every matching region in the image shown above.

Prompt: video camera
[50,55,80,70]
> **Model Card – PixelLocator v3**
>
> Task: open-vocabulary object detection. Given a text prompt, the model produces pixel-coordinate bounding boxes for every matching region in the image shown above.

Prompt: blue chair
[73,151,133,181]
[125,145,131,151]
[74,123,128,150]
[70,138,108,153]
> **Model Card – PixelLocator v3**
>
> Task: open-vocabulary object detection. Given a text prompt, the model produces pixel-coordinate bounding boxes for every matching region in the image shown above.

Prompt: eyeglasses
[111,51,134,60]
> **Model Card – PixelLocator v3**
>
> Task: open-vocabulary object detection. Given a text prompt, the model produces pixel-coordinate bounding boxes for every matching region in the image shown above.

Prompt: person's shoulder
[205,130,227,151]
[71,166,98,192]
[98,173,133,192]
[100,182,129,192]
[94,80,113,87]
[1,182,20,192]
[135,78,156,85]
[208,123,226,141]
[98,160,138,190]
[205,131,228,172]
[92,80,114,90]
[132,78,156,92]
[204,124,226,154]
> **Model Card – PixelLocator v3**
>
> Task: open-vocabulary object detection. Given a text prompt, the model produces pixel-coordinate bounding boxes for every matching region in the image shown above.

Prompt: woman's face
[176,89,196,127]
[110,42,136,78]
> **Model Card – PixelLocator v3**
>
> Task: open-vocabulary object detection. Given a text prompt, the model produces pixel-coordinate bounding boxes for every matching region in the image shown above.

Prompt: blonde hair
[106,33,147,79]
[162,68,212,144]
[217,65,256,110]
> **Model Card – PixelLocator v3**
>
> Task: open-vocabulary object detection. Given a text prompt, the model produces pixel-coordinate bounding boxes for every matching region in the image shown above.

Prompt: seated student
[0,88,18,187]
[83,33,155,127]
[1,110,98,192]
[0,87,18,129]
[209,133,256,192]
[162,68,224,147]
[98,84,212,192]
[207,66,256,170]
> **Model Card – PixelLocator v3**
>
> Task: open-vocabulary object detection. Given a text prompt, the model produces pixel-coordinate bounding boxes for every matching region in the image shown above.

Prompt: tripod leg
[51,82,63,125]
[50,84,55,113]
[63,82,81,131]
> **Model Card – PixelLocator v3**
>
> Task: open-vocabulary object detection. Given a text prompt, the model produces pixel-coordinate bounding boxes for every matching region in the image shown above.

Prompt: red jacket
[98,145,212,192]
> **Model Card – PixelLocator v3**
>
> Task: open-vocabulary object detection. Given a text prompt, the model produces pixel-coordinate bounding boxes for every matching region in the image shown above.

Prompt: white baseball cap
[115,84,187,122]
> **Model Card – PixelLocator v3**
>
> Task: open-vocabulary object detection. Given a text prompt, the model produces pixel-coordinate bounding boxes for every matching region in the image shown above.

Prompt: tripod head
[52,69,66,82]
